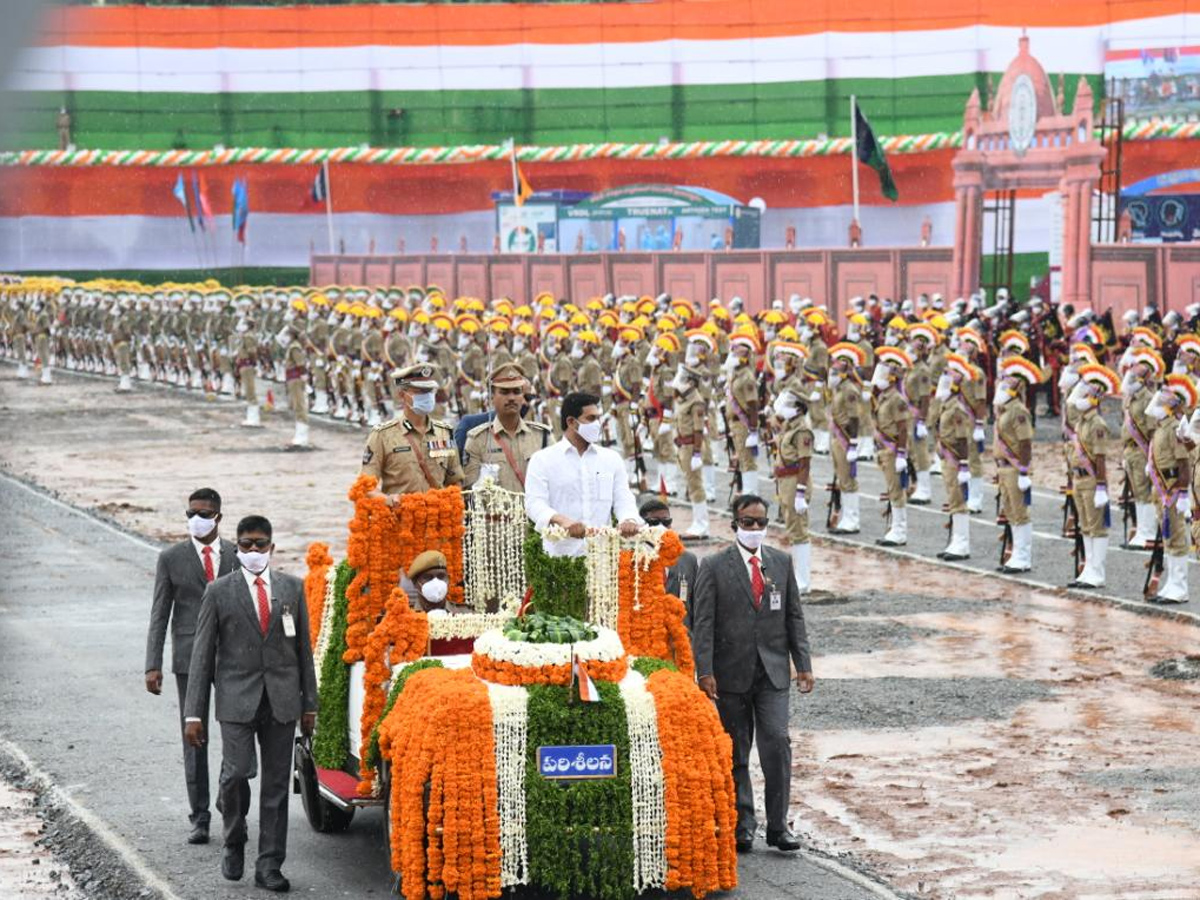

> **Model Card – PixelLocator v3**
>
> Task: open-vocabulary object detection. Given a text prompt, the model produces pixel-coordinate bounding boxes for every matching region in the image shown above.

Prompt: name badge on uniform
[769,590,782,611]
[281,609,297,638]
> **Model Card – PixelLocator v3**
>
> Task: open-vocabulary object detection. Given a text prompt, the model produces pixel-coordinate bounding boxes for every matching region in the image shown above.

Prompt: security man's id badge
[769,590,782,611]
[281,610,297,638]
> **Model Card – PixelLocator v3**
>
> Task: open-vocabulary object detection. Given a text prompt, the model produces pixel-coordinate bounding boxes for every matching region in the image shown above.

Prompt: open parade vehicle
[294,475,738,900]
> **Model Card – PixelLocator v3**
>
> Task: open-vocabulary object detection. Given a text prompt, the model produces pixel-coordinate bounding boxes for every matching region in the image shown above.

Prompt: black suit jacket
[691,543,812,693]
[667,550,699,627]
[146,537,238,674]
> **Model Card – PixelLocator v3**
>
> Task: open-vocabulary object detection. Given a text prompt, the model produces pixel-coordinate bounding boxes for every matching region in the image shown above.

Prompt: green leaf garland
[630,656,678,679]
[525,682,634,900]
[523,527,589,620]
[365,657,445,769]
[312,560,354,769]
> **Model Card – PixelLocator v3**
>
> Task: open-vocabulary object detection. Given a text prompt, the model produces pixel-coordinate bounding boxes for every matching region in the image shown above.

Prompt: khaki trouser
[729,417,758,474]
[878,446,906,507]
[831,433,858,493]
[240,365,258,404]
[1072,474,1106,538]
[652,417,674,464]
[287,377,308,423]
[777,475,811,543]
[997,466,1030,526]
[909,421,930,471]
[677,442,705,502]
[1153,491,1189,556]
[546,397,563,439]
[115,341,132,375]
[36,335,50,368]
[940,448,968,515]
[615,402,637,458]
[1123,446,1152,504]
[968,433,984,478]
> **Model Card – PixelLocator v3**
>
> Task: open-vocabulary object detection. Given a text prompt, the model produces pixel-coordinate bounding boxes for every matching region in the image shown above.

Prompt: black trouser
[174,673,210,827]
[715,657,792,839]
[218,691,296,876]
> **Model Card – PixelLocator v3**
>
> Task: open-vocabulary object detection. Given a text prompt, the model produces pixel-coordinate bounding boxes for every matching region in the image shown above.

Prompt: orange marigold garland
[377,667,502,900]
[470,653,629,687]
[303,541,334,649]
[618,530,694,673]
[645,669,737,897]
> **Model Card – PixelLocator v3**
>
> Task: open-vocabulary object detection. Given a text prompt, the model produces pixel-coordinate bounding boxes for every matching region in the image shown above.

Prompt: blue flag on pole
[190,171,207,231]
[231,178,249,243]
[173,174,195,232]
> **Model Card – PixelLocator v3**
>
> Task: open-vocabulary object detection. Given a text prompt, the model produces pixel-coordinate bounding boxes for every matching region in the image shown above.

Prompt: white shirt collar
[736,540,761,566]
[192,535,220,560]
[241,566,271,592]
[557,437,595,458]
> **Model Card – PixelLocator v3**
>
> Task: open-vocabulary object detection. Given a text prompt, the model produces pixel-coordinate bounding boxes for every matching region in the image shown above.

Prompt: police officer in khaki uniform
[672,364,710,538]
[827,343,865,534]
[904,323,938,504]
[463,363,551,493]
[1147,375,1196,603]
[993,358,1040,573]
[1121,346,1164,548]
[724,332,762,496]
[281,304,311,449]
[1065,364,1120,588]
[361,364,463,504]
[935,354,977,560]
[871,347,914,547]
[771,386,814,592]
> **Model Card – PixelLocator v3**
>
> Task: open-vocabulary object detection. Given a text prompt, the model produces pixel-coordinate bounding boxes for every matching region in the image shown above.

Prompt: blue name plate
[537,744,618,780]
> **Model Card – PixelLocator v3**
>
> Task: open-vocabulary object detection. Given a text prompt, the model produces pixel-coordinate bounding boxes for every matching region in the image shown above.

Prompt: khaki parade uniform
[460,342,487,414]
[111,311,133,377]
[1150,417,1190,557]
[331,323,357,413]
[612,353,644,462]
[514,349,540,388]
[574,354,603,398]
[937,392,973,515]
[545,353,574,440]
[829,377,861,494]
[806,340,830,444]
[1122,388,1154,503]
[236,330,259,404]
[284,339,309,424]
[674,387,708,503]
[874,387,912,507]
[648,364,675,467]
[361,327,385,421]
[903,360,933,472]
[361,415,463,496]
[964,374,987,478]
[775,415,814,544]
[307,318,331,401]
[463,416,551,493]
[726,364,760,477]
[994,399,1034,528]
[1070,408,1109,538]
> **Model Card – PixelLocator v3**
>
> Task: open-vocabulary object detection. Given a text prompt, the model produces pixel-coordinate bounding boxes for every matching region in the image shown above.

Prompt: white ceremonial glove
[972,423,986,443]
[957,465,971,484]
[846,443,859,464]
[1017,474,1032,492]
[659,422,673,439]
[915,421,928,440]
[1176,494,1192,518]
[746,432,760,449]
[602,384,613,397]
[1094,485,1109,509]
[661,408,673,422]
[794,491,808,514]
[895,454,907,473]
[636,424,650,443]
[809,391,822,403]
[861,389,873,402]
[691,453,704,471]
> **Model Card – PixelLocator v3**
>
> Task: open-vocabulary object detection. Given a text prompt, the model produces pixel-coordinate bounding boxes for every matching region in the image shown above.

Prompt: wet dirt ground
[0,776,82,900]
[3,365,1200,899]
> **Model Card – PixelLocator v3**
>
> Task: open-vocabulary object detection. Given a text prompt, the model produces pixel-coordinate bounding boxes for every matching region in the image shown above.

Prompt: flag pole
[323,160,335,255]
[850,94,860,226]
[508,137,521,254]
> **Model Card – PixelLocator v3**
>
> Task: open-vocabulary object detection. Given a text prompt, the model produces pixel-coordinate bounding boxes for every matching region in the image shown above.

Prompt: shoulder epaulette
[465,421,491,438]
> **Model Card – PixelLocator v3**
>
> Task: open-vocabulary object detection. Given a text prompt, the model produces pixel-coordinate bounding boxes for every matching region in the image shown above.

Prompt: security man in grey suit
[184,515,318,893]
[691,493,815,854]
[639,496,699,618]
[145,487,238,845]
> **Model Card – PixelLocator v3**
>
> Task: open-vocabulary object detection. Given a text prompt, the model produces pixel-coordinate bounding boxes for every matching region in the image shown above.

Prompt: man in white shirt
[525,392,641,557]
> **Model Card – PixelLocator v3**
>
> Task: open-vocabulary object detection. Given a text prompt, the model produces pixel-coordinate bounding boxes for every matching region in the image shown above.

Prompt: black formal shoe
[941,552,970,561]
[735,837,754,854]
[187,823,209,845]
[909,498,931,506]
[876,538,906,547]
[255,870,291,892]
[766,830,802,852]
[998,565,1030,574]
[222,844,244,881]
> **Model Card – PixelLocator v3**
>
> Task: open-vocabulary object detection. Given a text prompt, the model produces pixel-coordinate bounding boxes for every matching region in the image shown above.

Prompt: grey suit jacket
[146,538,239,674]
[667,550,699,628]
[691,543,812,693]
[184,569,318,725]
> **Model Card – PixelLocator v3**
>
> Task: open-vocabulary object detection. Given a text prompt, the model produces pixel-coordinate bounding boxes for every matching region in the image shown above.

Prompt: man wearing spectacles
[144,487,238,846]
[183,516,318,893]
[639,496,698,622]
[691,493,814,855]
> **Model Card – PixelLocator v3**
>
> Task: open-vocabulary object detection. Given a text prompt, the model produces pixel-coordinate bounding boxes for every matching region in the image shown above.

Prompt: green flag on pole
[853,101,898,202]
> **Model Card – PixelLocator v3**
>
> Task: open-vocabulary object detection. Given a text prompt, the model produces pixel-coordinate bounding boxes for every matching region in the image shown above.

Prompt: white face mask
[1068,381,1094,411]
[513,338,526,353]
[847,327,860,343]
[187,513,217,539]
[934,373,952,402]
[993,389,1013,409]
[577,420,603,444]
[415,349,431,363]
[646,349,660,368]
[722,353,738,371]
[420,577,448,605]
[488,335,500,350]
[1059,369,1080,391]
[773,365,788,381]
[772,393,799,420]
[612,342,627,360]
[411,391,436,414]
[237,550,270,575]
[570,344,585,360]
[1121,371,1143,397]
[457,334,471,350]
[870,364,890,391]
[799,327,813,342]
[736,527,766,551]
[1146,395,1170,420]
[685,347,701,366]
[828,371,842,387]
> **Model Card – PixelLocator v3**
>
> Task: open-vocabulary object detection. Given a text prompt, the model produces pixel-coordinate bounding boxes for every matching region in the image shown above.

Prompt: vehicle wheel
[295,738,356,833]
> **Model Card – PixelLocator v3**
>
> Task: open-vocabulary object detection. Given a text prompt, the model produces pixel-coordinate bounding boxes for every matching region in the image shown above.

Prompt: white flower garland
[312,564,338,689]
[464,479,527,613]
[486,682,530,888]
[472,624,626,669]
[585,529,622,630]
[426,609,515,641]
[619,668,668,892]
[628,526,667,612]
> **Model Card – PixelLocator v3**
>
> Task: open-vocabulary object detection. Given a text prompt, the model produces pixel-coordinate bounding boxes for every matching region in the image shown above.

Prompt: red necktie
[749,555,764,610]
[255,577,270,635]
[202,546,215,583]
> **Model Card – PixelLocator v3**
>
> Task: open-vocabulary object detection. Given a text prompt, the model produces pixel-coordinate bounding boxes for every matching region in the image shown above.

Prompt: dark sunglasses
[736,516,770,529]
[644,517,673,528]
[186,509,219,519]
[236,537,272,550]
